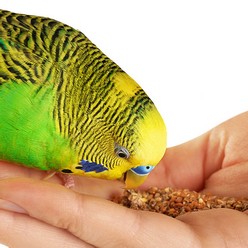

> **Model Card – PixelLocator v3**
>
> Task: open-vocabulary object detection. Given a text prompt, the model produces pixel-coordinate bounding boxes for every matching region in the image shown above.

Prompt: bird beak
[124,170,148,189]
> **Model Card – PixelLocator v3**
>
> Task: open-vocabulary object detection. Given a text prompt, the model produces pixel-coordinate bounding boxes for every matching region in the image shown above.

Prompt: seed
[113,187,248,218]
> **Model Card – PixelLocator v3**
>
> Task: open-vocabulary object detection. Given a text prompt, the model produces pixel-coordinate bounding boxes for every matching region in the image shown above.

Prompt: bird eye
[131,165,155,176]
[115,145,130,159]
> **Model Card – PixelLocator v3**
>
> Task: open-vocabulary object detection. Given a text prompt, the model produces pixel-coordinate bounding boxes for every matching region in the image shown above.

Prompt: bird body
[0,9,166,187]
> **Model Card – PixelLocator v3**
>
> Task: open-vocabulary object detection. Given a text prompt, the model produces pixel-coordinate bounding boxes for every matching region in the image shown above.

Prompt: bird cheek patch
[77,160,108,173]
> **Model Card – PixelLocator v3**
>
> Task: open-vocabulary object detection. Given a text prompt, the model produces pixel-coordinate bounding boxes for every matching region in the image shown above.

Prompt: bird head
[66,72,166,188]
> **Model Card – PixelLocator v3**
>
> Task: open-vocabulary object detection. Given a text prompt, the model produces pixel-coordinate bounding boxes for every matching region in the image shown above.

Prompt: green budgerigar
[0,9,166,188]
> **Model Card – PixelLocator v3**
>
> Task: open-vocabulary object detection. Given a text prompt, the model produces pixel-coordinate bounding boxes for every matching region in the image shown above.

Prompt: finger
[72,176,124,199]
[0,161,61,183]
[142,132,211,191]
[0,209,93,248]
[178,208,248,246]
[203,161,248,197]
[0,178,199,248]
[0,161,124,199]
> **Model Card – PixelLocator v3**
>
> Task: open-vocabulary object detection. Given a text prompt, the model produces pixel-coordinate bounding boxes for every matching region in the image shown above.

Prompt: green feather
[0,81,77,170]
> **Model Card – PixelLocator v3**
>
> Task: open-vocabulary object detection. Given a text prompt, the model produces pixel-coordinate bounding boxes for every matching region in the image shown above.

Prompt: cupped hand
[142,111,248,198]
[0,112,248,247]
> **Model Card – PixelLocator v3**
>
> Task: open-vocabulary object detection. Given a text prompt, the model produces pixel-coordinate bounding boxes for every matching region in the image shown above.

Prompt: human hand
[142,111,248,198]
[0,112,248,247]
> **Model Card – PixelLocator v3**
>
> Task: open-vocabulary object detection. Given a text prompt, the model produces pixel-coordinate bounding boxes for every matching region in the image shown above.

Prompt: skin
[0,112,248,247]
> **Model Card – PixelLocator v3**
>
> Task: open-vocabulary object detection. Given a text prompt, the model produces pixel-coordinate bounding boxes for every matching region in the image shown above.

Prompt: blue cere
[130,165,155,176]
[79,160,108,173]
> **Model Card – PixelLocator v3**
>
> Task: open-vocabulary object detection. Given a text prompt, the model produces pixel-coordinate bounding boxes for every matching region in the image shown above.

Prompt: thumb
[141,132,208,190]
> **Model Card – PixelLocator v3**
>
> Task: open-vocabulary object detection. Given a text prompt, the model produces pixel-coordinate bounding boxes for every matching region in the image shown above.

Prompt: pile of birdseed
[113,187,248,218]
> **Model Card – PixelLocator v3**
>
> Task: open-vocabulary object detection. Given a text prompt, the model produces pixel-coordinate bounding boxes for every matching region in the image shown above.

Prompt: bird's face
[73,72,166,188]
[117,105,167,188]
[76,105,166,188]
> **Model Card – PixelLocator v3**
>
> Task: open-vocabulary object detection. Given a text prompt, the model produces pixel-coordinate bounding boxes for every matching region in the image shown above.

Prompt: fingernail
[0,199,27,214]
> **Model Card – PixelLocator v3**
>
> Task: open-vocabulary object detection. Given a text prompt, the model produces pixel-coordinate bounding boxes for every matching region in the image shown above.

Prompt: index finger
[0,178,198,248]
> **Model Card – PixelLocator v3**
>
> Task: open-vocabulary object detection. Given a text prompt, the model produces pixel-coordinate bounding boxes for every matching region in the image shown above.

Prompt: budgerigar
[0,9,166,188]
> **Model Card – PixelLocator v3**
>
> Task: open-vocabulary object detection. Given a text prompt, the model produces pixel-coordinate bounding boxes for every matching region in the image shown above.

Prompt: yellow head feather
[130,106,166,166]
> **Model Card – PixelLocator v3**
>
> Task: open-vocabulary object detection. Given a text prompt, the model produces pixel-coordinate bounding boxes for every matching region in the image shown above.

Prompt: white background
[0,1,248,246]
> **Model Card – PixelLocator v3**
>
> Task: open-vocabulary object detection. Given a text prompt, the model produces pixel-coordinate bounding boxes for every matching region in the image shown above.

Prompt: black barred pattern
[0,9,154,169]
